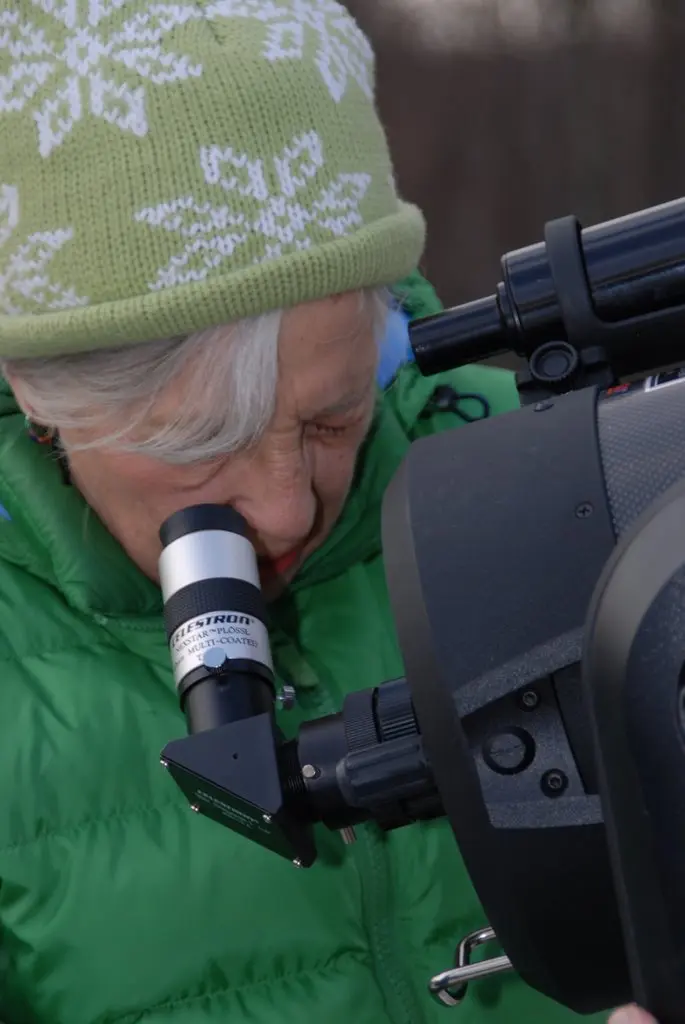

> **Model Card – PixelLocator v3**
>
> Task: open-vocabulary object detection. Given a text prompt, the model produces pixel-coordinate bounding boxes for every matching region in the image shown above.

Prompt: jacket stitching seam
[0,634,133,664]
[107,954,370,1022]
[0,795,182,855]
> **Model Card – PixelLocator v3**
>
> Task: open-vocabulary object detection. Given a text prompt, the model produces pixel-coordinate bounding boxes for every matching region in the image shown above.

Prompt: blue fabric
[377,307,414,388]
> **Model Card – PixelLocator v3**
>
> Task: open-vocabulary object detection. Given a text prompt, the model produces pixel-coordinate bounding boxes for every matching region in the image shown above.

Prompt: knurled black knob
[376,679,418,743]
[343,689,379,752]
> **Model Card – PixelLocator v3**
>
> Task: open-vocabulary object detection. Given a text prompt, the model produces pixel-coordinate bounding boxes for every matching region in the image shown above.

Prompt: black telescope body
[161,198,685,1023]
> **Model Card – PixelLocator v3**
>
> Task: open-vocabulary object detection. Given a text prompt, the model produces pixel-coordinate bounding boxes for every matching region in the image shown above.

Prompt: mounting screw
[203,647,228,672]
[534,400,554,412]
[293,858,303,868]
[262,813,272,824]
[301,764,320,780]
[519,689,540,711]
[276,684,297,711]
[190,803,201,813]
[541,769,568,797]
[575,502,594,519]
[483,728,535,776]
[160,758,169,768]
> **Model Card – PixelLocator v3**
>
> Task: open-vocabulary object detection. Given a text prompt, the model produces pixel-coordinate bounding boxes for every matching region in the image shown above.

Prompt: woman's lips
[260,548,301,577]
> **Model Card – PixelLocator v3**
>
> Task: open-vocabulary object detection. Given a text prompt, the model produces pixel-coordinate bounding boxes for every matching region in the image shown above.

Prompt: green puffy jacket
[0,272,605,1024]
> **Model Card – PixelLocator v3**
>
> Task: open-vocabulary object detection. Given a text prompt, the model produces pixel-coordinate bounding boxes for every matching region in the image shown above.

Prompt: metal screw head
[190,803,201,813]
[520,689,540,711]
[262,813,272,824]
[292,858,303,868]
[276,684,296,711]
[483,729,535,776]
[301,763,319,780]
[541,769,568,797]
[534,400,554,412]
[203,647,228,672]
[575,502,594,519]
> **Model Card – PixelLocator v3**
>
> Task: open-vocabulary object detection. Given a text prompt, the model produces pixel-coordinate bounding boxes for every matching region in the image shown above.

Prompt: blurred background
[343,0,685,313]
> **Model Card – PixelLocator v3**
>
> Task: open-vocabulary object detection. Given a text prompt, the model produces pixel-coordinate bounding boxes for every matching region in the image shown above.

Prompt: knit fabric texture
[0,0,426,357]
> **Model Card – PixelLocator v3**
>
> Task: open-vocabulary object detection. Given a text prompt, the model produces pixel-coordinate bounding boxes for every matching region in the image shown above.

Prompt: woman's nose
[231,457,317,558]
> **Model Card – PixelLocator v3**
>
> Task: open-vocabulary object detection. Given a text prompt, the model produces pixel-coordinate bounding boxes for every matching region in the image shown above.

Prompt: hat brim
[0,203,426,358]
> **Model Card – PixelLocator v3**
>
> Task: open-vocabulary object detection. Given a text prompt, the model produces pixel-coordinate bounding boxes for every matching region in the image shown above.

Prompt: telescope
[160,198,685,1023]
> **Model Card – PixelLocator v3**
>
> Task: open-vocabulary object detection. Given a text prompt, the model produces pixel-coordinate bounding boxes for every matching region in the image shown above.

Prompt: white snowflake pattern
[0,184,89,315]
[134,130,371,290]
[205,0,373,103]
[0,1,204,158]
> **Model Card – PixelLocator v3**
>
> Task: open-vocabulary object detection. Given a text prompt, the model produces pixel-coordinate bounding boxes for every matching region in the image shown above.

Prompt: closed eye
[305,387,375,439]
[311,422,350,436]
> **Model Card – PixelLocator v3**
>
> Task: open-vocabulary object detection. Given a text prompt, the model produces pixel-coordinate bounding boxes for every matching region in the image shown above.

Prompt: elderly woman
[0,2,631,1023]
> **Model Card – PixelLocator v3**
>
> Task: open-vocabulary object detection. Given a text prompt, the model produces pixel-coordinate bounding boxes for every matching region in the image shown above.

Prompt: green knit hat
[0,0,425,357]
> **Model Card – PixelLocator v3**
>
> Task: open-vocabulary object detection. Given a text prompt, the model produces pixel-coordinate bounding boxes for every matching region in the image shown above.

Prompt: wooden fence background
[344,0,685,309]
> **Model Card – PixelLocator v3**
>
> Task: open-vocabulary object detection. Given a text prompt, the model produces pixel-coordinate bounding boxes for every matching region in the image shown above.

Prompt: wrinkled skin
[10,292,378,598]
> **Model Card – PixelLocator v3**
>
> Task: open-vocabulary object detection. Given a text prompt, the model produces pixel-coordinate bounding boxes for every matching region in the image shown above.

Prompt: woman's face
[58,292,379,596]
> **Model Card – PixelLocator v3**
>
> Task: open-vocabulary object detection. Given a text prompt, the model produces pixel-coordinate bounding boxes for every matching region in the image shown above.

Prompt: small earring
[24,414,55,445]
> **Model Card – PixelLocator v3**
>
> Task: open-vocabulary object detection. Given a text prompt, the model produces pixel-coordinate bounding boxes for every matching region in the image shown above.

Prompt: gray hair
[2,288,392,465]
